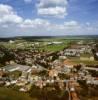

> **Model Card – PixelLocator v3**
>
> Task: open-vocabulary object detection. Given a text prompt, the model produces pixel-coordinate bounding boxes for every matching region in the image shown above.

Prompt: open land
[0,36,98,100]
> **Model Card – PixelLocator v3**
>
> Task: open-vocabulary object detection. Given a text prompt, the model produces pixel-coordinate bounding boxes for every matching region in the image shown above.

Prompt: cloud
[37,0,67,7]
[20,18,50,28]
[37,0,68,18]
[64,21,78,26]
[38,7,67,18]
[0,4,98,37]
[0,4,23,24]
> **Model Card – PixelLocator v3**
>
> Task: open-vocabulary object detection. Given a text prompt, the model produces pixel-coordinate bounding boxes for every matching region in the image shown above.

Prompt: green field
[0,36,95,52]
[0,87,35,100]
[71,59,98,65]
[43,44,66,52]
[0,38,72,52]
[41,39,71,52]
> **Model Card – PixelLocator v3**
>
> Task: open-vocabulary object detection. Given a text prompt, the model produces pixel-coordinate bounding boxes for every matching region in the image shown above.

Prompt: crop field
[0,87,33,100]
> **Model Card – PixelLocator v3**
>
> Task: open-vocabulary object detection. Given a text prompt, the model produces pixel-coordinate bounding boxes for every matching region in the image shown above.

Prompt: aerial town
[0,0,98,99]
[0,37,98,100]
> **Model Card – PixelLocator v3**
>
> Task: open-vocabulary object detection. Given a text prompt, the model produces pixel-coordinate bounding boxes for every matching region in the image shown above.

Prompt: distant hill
[0,35,98,42]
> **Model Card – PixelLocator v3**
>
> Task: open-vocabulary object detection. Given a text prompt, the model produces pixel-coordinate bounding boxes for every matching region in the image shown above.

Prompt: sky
[0,0,98,37]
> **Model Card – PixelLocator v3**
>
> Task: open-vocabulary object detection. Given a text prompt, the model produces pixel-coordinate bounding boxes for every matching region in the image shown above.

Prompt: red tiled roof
[63,59,76,66]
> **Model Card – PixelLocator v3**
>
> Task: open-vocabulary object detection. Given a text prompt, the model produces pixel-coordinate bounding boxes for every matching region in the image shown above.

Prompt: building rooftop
[63,59,76,66]
[3,64,30,72]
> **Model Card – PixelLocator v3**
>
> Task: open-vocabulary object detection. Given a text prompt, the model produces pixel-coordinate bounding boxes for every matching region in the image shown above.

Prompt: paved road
[84,67,98,71]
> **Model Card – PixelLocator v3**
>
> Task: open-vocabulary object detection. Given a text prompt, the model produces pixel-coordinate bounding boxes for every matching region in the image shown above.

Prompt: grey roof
[3,64,30,72]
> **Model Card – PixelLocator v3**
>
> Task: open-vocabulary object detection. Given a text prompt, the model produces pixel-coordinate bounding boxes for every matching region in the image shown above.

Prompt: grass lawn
[43,40,70,52]
[68,56,98,65]
[0,87,36,100]
[9,71,22,79]
[71,59,98,65]
[45,44,66,52]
